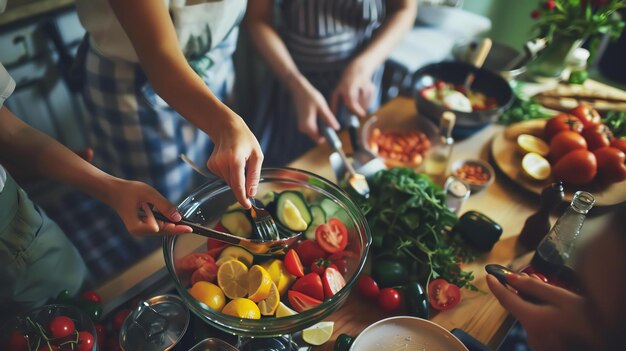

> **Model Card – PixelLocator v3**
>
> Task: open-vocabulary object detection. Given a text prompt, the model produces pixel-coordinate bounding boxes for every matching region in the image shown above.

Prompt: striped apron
[254,0,386,166]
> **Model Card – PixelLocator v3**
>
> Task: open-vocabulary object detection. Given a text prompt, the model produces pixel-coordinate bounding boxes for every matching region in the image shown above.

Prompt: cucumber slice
[320,199,341,218]
[305,206,327,240]
[221,210,253,238]
[218,246,254,267]
[276,191,312,231]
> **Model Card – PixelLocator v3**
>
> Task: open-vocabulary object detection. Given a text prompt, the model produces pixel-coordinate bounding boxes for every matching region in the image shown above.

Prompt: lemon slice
[275,302,298,318]
[217,259,249,299]
[277,271,297,296]
[260,259,283,284]
[247,265,273,302]
[221,298,261,319]
[517,134,550,157]
[257,281,280,316]
[188,281,226,311]
[302,321,335,346]
[522,152,551,181]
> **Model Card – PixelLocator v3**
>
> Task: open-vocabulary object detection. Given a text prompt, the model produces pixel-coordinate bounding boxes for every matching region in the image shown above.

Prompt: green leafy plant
[530,0,626,60]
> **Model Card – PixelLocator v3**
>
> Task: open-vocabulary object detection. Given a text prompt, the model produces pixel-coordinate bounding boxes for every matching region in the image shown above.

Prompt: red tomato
[296,240,327,267]
[377,288,401,311]
[594,147,626,184]
[176,253,216,273]
[291,272,324,300]
[428,279,461,311]
[544,114,584,140]
[553,150,598,185]
[328,251,356,276]
[582,124,613,150]
[356,274,380,299]
[549,131,588,161]
[38,346,59,351]
[80,291,102,304]
[191,260,218,284]
[570,104,601,128]
[315,218,348,254]
[520,266,549,283]
[6,330,28,351]
[287,290,323,312]
[76,331,95,351]
[49,316,75,339]
[322,266,346,298]
[310,258,336,276]
[284,249,304,277]
[112,309,131,332]
[206,239,228,258]
[611,138,626,154]
[94,323,106,349]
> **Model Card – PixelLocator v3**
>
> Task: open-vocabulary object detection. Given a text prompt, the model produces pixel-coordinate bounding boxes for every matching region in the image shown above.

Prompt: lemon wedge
[217,259,249,299]
[221,298,261,319]
[302,321,335,346]
[257,281,280,316]
[275,302,298,318]
[279,199,308,232]
[522,152,551,181]
[247,265,273,303]
[517,134,550,157]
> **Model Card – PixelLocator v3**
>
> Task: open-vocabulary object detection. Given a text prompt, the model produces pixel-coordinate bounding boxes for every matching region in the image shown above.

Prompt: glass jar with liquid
[424,112,456,184]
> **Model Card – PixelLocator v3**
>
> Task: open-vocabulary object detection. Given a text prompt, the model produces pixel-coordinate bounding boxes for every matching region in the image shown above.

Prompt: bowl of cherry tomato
[163,168,371,337]
[3,304,97,351]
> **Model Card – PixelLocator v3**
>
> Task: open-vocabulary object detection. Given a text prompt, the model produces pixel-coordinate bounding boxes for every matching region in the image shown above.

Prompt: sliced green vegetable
[276,191,312,230]
[221,210,253,238]
[306,206,327,240]
[320,198,341,219]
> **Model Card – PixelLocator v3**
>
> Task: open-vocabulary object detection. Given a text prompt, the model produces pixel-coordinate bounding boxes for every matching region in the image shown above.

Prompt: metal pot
[454,41,529,81]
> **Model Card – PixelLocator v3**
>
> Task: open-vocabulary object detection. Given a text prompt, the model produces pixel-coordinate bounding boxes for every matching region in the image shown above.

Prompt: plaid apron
[254,0,386,166]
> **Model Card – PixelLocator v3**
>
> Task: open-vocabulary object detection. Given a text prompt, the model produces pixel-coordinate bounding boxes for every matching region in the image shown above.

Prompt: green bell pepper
[454,211,502,252]
[405,281,429,319]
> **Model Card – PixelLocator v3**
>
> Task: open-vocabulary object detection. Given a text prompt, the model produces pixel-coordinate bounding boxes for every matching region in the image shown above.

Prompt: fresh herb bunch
[603,110,626,138]
[531,0,626,61]
[499,95,551,126]
[359,168,477,290]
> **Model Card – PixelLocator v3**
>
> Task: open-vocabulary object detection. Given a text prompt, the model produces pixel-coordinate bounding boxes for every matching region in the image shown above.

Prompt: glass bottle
[530,191,595,291]
[424,111,456,184]
[518,182,565,250]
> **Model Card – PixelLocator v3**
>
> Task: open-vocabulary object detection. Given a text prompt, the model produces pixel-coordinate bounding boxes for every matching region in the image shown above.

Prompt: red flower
[545,0,556,10]
[531,9,542,19]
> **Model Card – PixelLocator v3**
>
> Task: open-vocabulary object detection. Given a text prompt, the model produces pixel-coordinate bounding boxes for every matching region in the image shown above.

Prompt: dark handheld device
[485,264,516,286]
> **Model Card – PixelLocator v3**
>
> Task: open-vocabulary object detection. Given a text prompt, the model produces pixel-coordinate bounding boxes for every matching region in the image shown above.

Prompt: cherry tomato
[291,272,324,300]
[594,147,626,184]
[76,331,95,351]
[287,290,322,312]
[284,249,304,277]
[428,279,461,311]
[520,266,549,283]
[310,258,336,276]
[544,114,584,140]
[328,251,356,275]
[49,316,75,339]
[377,288,401,311]
[322,266,346,298]
[80,291,102,304]
[582,124,613,151]
[553,150,598,185]
[549,131,588,161]
[315,218,348,254]
[296,240,327,267]
[356,274,380,299]
[94,323,106,349]
[611,137,626,154]
[570,104,601,128]
[5,330,28,351]
[112,309,131,332]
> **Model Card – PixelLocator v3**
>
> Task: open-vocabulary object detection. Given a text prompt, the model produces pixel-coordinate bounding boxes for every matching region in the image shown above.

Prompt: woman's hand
[105,179,193,236]
[207,114,264,209]
[289,73,341,143]
[487,274,596,351]
[330,60,376,119]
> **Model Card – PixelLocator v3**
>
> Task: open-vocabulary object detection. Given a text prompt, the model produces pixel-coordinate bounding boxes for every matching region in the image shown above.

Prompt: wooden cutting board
[534,80,626,113]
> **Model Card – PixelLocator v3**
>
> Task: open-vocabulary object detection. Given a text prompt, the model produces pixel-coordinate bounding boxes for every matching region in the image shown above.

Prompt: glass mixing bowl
[163,168,371,337]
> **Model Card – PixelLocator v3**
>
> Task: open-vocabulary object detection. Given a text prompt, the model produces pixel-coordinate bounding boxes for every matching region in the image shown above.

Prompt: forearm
[352,0,417,75]
[0,107,118,205]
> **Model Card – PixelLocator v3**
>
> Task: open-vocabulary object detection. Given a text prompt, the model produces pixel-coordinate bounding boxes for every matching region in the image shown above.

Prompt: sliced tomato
[292,272,324,300]
[311,258,336,275]
[322,266,346,298]
[176,252,216,273]
[315,218,348,253]
[287,290,323,312]
[284,249,304,277]
[296,240,327,267]
[191,261,218,284]
[328,250,357,275]
[206,238,228,258]
[428,279,461,311]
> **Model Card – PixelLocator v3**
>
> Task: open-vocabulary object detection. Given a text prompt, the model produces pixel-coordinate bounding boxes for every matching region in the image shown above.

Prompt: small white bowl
[450,159,495,193]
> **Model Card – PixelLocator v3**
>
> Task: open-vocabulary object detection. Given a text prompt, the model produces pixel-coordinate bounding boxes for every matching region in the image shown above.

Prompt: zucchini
[276,191,312,232]
[221,210,253,238]
[305,206,326,240]
[320,198,341,218]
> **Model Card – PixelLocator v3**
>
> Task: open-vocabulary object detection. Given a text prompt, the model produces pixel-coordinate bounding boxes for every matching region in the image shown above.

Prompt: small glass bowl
[3,304,97,351]
[163,168,371,337]
[450,159,495,193]
[361,115,439,170]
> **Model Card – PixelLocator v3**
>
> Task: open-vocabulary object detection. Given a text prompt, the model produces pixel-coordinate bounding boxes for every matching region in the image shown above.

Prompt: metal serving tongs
[145,154,304,255]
